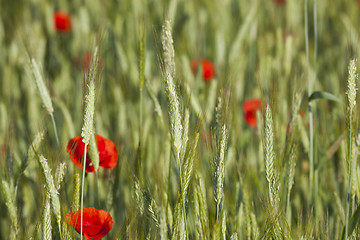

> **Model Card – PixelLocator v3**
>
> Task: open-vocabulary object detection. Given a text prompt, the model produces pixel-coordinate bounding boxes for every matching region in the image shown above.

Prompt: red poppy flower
[66,207,113,240]
[191,58,215,82]
[274,0,286,5]
[243,99,262,127]
[66,134,118,172]
[54,11,72,32]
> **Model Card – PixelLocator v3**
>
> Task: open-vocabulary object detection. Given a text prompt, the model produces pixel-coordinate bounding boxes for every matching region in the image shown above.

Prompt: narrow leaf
[308,91,342,103]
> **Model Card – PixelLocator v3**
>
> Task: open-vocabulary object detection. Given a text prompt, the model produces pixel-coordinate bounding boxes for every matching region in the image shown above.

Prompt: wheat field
[1,0,360,239]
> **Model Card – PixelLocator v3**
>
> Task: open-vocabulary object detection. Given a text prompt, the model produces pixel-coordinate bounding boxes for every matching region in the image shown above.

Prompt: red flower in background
[274,0,286,5]
[54,11,72,32]
[82,52,93,70]
[82,52,104,71]
[66,207,113,239]
[243,99,262,127]
[66,134,118,172]
[191,58,215,82]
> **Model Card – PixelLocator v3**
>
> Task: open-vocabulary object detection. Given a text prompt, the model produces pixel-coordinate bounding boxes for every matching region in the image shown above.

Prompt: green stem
[167,137,172,206]
[304,0,314,201]
[345,112,353,240]
[58,221,62,240]
[176,152,188,240]
[51,114,60,146]
[94,172,99,207]
[313,0,318,215]
[80,143,88,240]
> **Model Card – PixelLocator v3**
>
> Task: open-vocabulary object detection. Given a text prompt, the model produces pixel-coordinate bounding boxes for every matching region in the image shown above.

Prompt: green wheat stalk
[15,131,45,195]
[42,196,52,240]
[264,105,277,207]
[162,19,191,239]
[230,233,238,240]
[80,46,99,240]
[286,144,297,227]
[55,162,66,190]
[30,58,59,146]
[145,80,164,124]
[215,124,228,221]
[162,20,183,155]
[194,173,209,239]
[37,155,61,237]
[159,207,167,240]
[80,82,95,240]
[344,59,357,240]
[221,211,226,240]
[1,180,19,239]
[72,173,80,212]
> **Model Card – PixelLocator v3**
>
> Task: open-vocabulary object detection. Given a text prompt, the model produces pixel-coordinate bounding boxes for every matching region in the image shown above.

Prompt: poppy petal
[245,111,257,127]
[96,135,118,169]
[66,135,118,172]
[66,137,95,172]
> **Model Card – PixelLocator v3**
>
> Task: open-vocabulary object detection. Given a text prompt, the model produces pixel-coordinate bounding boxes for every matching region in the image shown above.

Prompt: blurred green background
[1,0,360,239]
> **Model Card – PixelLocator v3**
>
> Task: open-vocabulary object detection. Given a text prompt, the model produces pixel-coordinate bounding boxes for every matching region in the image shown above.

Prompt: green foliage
[0,0,360,239]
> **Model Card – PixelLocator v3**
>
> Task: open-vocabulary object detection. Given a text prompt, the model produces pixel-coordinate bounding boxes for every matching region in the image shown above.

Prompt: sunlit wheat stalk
[55,162,66,191]
[221,211,226,240]
[80,47,98,240]
[72,173,80,212]
[159,207,167,240]
[264,105,276,207]
[162,20,183,154]
[38,155,61,237]
[162,19,189,239]
[344,59,357,240]
[215,124,228,221]
[43,196,52,240]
